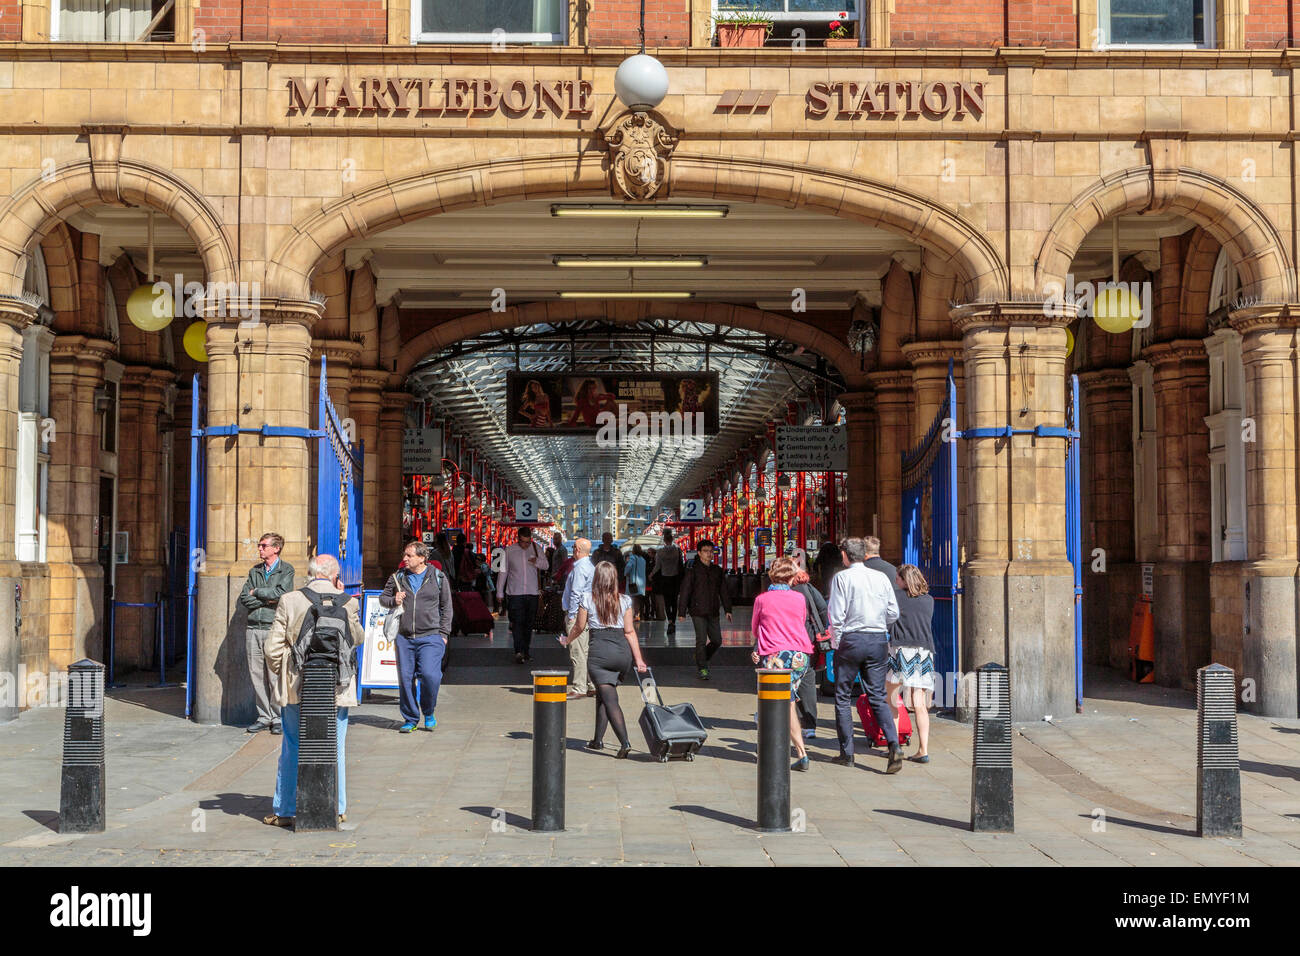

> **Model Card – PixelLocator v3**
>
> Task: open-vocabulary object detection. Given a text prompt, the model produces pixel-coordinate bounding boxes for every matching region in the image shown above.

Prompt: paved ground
[2,657,1298,866]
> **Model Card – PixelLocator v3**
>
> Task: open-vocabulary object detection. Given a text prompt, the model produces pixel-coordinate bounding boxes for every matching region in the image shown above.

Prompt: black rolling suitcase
[635,668,707,762]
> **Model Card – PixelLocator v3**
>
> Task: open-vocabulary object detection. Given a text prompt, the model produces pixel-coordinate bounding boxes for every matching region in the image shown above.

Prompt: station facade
[0,0,1298,722]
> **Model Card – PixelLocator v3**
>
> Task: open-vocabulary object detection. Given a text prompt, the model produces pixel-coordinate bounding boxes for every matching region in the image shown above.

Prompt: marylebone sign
[286,76,985,122]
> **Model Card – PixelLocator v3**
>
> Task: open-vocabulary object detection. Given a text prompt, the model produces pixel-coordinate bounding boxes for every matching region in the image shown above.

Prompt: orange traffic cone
[1129,598,1155,683]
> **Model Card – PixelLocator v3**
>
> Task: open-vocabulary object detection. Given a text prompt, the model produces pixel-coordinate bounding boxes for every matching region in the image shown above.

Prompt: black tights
[593,683,629,748]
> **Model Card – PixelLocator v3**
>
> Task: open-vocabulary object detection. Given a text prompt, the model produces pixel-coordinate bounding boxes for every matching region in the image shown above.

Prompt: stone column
[865,369,913,554]
[837,391,875,538]
[113,366,173,672]
[953,302,1075,721]
[46,335,115,669]
[1230,307,1299,718]
[193,306,318,725]
[1144,340,1212,690]
[0,299,34,722]
[379,389,412,577]
[349,369,386,587]
[1076,367,1138,670]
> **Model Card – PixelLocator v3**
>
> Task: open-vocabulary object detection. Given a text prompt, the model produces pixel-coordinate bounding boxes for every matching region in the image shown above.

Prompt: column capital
[381,389,415,413]
[865,368,913,394]
[313,338,364,366]
[1227,303,1300,336]
[1076,366,1133,392]
[1141,338,1208,372]
[949,300,1074,335]
[836,390,872,413]
[901,340,963,369]
[351,367,390,394]
[0,294,38,333]
[223,297,326,329]
[50,335,117,367]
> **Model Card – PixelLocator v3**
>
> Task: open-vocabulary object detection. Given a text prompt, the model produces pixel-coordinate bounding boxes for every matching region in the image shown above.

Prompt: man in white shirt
[561,538,595,699]
[827,536,902,772]
[496,526,549,663]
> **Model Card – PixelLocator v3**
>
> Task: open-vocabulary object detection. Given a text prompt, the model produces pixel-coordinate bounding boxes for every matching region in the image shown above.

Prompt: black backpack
[292,587,357,689]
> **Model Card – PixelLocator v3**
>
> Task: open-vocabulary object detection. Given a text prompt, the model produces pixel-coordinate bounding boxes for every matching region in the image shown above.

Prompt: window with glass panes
[414,0,566,42]
[1102,0,1211,47]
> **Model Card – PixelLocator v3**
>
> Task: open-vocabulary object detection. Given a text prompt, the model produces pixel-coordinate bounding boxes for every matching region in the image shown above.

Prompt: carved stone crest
[604,111,676,200]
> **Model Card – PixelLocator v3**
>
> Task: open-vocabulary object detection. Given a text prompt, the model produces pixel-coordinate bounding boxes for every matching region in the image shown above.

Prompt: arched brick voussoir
[270,152,1008,307]
[0,159,237,298]
[1037,166,1296,304]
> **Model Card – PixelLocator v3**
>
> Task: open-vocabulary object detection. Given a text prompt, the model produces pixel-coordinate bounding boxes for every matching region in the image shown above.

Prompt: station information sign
[402,428,443,474]
[775,425,848,472]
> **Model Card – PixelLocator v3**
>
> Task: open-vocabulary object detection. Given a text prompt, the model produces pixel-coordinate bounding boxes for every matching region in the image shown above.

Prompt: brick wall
[1007,0,1075,47]
[1244,0,1294,48]
[195,0,244,42]
[892,0,1003,47]
[589,0,690,46]
[0,0,20,41]
[195,0,387,43]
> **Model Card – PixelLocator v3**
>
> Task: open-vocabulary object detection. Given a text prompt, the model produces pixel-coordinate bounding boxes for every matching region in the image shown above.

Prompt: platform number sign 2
[680,499,705,522]
[515,499,538,522]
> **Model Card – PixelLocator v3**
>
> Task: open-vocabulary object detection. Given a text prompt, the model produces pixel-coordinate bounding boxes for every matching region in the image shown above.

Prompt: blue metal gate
[900,361,960,708]
[1066,374,1083,712]
[316,356,364,594]
[185,374,205,719]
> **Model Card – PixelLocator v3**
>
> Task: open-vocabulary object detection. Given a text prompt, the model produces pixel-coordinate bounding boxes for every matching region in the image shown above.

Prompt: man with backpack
[262,553,365,829]
[380,540,454,733]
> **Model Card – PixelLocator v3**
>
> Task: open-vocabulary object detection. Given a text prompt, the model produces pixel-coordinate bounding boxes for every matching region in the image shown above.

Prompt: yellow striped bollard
[756,668,792,832]
[531,670,568,831]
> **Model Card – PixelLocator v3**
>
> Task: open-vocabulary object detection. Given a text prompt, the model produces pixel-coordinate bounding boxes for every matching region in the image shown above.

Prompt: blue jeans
[395,633,446,724]
[834,631,896,755]
[273,703,348,817]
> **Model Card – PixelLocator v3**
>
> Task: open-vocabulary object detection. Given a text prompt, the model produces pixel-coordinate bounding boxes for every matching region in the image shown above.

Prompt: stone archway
[1036,166,1294,304]
[265,152,1009,307]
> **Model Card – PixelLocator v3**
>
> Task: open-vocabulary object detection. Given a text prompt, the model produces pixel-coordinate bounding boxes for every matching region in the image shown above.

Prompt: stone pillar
[46,335,115,669]
[350,369,385,587]
[379,389,412,577]
[1077,367,1138,670]
[866,369,913,554]
[113,366,173,672]
[837,391,875,538]
[0,299,34,722]
[953,303,1075,721]
[1144,340,1212,690]
[193,308,317,725]
[1230,307,1299,718]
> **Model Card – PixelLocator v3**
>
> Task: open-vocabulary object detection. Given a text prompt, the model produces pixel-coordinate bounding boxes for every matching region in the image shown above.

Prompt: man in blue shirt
[561,538,595,700]
[379,540,453,733]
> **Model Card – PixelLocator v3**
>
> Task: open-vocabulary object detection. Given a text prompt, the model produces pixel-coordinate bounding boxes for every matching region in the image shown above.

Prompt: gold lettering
[333,79,358,110]
[288,77,329,112]
[805,81,832,118]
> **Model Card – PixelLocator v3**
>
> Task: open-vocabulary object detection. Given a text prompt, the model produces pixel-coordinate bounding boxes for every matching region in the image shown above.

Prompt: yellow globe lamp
[125,283,175,333]
[1065,326,1075,359]
[1092,285,1142,335]
[183,321,208,363]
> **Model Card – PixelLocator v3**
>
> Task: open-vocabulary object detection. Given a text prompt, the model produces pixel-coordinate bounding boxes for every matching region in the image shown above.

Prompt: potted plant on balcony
[713,9,775,48]
[825,12,857,48]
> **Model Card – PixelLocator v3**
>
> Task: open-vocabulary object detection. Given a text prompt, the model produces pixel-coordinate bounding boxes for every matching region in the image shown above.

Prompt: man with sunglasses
[238,532,296,734]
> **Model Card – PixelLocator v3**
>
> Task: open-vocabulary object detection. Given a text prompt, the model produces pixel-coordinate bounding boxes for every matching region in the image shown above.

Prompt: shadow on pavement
[349,713,401,731]
[22,810,58,832]
[1240,760,1300,782]
[461,805,530,829]
[199,792,272,821]
[874,808,968,831]
[1075,813,1192,836]
[670,804,754,830]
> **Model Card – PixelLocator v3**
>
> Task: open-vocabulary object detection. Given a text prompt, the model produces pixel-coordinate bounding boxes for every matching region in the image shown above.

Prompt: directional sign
[775,425,848,472]
[514,498,539,522]
[679,498,706,522]
[403,428,443,474]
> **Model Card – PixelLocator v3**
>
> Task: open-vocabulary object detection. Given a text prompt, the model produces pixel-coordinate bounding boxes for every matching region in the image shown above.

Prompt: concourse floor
[1,665,1298,866]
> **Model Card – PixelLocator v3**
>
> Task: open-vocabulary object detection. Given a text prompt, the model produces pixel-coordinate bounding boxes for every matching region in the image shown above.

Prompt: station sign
[402,428,443,474]
[514,499,539,522]
[775,425,848,472]
[679,499,705,522]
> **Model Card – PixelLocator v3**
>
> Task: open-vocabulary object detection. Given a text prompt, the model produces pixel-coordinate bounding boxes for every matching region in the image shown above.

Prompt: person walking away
[750,557,815,772]
[624,544,647,621]
[561,538,595,700]
[496,526,549,663]
[238,532,295,735]
[548,532,568,586]
[863,535,899,592]
[677,539,733,680]
[431,532,456,580]
[262,554,364,827]
[592,532,626,591]
[827,536,902,773]
[452,531,469,579]
[561,562,648,758]
[379,540,453,733]
[650,529,683,633]
[888,564,936,762]
[815,541,842,599]
[793,566,829,739]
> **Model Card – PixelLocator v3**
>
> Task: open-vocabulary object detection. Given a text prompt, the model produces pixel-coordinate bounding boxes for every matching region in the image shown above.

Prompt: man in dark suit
[863,535,899,588]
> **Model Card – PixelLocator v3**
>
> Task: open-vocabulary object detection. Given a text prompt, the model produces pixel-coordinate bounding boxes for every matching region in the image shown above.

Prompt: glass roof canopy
[405,319,834,522]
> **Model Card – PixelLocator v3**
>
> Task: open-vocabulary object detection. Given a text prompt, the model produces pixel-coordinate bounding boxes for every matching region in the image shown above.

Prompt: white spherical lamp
[614,54,669,111]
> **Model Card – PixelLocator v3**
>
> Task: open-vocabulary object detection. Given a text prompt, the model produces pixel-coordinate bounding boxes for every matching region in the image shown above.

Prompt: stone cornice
[901,340,963,368]
[1141,339,1209,368]
[1076,367,1134,391]
[50,335,116,366]
[221,298,325,329]
[866,368,913,393]
[1228,304,1299,335]
[312,338,364,364]
[0,296,38,332]
[836,390,872,412]
[949,300,1072,334]
[350,368,390,393]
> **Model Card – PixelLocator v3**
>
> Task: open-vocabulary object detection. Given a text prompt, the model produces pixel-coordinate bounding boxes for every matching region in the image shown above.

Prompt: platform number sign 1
[515,499,538,523]
[680,499,705,522]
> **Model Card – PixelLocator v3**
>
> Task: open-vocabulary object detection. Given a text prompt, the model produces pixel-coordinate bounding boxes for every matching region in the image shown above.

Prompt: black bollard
[296,658,339,833]
[970,662,1014,833]
[1196,663,1242,838]
[531,670,567,832]
[756,668,791,833]
[60,659,106,834]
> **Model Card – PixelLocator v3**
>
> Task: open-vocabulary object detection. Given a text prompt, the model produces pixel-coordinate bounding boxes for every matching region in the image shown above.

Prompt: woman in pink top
[750,557,815,772]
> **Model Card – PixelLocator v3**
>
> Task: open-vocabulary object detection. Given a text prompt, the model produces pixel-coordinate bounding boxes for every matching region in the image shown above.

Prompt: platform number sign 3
[516,499,538,522]
[680,499,704,522]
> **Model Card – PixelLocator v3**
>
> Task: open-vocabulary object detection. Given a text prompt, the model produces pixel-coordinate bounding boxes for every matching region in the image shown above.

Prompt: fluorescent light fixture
[553,255,708,268]
[558,291,694,299]
[550,203,730,219]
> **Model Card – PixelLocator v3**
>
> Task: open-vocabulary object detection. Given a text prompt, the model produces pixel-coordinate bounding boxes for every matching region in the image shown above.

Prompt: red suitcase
[452,590,494,635]
[856,693,912,747]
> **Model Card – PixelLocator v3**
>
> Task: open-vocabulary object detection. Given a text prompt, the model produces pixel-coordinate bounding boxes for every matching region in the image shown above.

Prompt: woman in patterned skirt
[887,564,935,762]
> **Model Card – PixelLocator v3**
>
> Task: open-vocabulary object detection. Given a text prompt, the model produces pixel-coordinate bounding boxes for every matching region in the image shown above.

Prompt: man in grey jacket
[237,532,295,734]
[379,540,453,733]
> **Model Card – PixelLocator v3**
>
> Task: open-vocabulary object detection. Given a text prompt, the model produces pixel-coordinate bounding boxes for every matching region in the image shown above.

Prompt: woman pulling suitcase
[561,562,648,758]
